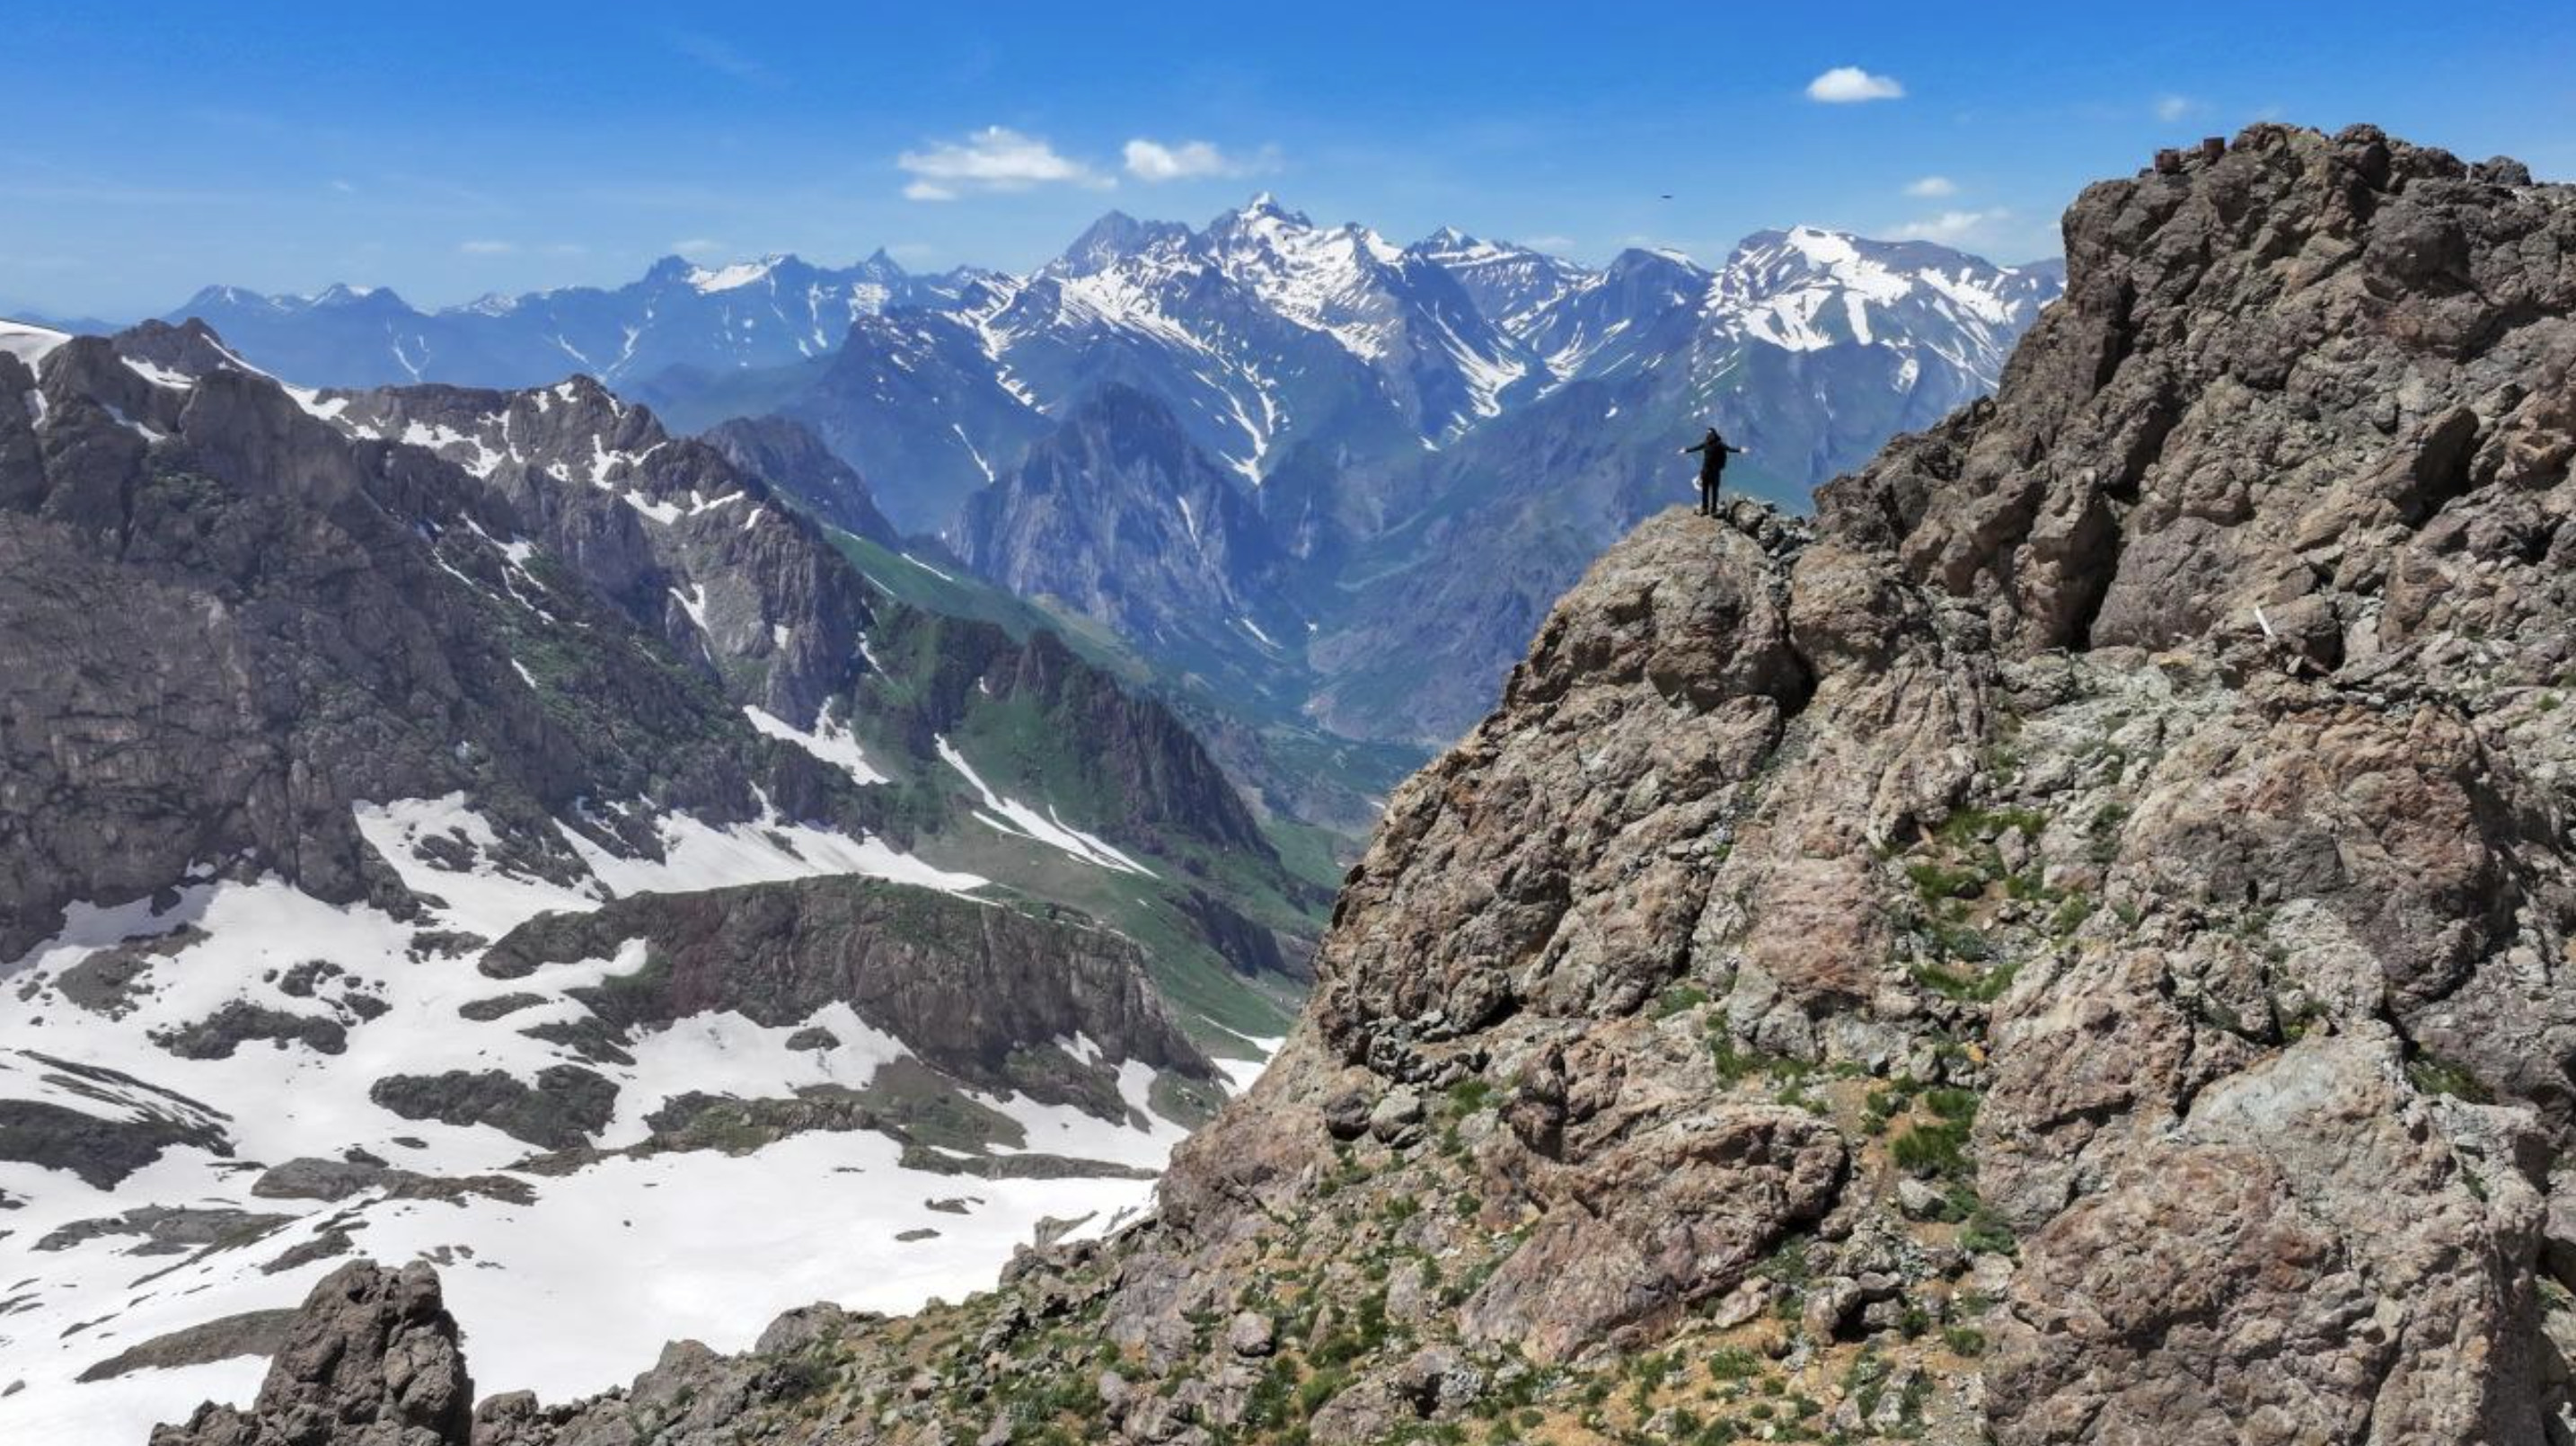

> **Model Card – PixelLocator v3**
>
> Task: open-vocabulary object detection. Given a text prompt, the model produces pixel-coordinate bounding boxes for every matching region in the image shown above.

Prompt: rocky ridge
[156,124,2576,1446]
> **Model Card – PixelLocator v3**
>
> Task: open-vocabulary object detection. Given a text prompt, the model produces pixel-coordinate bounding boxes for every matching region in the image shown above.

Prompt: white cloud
[1806,66,1904,103]
[1903,175,1958,198]
[898,127,1109,201]
[1524,234,1578,253]
[459,239,516,256]
[2155,94,2201,122]
[1890,208,2009,243]
[672,237,727,256]
[1122,137,1275,182]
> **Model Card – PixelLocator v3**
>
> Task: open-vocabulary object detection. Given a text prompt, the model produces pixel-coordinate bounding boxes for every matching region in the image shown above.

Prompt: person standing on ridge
[1683,427,1745,516]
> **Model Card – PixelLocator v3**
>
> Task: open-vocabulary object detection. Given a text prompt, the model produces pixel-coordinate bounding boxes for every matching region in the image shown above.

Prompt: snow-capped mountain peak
[1416,223,1478,251]
[1703,226,2055,357]
[1226,190,1306,226]
[686,255,792,294]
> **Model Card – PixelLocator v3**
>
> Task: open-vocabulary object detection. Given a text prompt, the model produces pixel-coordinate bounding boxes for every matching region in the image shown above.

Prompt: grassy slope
[830,528,1419,824]
[822,528,1358,1055]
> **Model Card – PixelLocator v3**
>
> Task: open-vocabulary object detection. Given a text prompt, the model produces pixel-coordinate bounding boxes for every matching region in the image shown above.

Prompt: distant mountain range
[147,201,2063,743]
[161,252,978,391]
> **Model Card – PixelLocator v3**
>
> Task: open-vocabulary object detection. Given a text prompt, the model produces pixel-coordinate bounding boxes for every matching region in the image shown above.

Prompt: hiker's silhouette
[1683,428,1745,516]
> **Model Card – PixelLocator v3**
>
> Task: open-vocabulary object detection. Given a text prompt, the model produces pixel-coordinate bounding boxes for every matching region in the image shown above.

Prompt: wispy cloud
[1122,138,1277,182]
[2154,93,2201,122]
[671,237,728,257]
[458,239,516,255]
[670,31,777,86]
[1524,234,1577,253]
[1807,66,1904,103]
[1891,208,2010,243]
[1903,175,1958,198]
[898,127,1109,201]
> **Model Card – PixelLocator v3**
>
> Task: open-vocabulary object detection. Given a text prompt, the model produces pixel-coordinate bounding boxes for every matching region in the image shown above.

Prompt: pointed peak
[1222,191,1311,229]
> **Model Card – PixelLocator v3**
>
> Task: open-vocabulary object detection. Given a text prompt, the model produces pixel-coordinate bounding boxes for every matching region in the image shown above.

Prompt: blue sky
[6,0,2572,318]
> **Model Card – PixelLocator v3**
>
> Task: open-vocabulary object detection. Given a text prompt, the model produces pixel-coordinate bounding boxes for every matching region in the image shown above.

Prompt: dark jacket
[1684,432,1742,482]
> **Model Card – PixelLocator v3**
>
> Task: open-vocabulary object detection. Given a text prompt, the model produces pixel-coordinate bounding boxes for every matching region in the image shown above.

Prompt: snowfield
[0,792,1239,1444]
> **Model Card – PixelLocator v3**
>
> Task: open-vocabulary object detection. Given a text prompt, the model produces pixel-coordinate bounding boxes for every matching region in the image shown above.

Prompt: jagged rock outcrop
[150,1262,472,1446]
[482,876,1220,1108]
[149,124,2576,1446]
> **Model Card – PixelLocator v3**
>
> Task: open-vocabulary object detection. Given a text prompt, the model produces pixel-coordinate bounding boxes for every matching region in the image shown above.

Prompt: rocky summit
[153,123,2576,1445]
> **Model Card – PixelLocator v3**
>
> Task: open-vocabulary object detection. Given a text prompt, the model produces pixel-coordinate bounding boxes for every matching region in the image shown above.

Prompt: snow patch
[934,736,1155,877]
[0,318,70,369]
[745,703,889,787]
[119,357,194,391]
[689,258,784,294]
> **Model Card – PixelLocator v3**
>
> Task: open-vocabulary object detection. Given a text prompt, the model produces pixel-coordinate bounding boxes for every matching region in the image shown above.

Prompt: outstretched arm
[1683,440,1710,454]
[1725,444,1746,454]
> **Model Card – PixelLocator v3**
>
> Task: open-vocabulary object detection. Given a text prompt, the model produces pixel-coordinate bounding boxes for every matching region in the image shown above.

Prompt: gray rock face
[483,875,1219,1110]
[77,1309,298,1385]
[149,1261,472,1446]
[699,413,900,546]
[0,1052,234,1187]
[956,384,1301,695]
[151,1003,349,1060]
[0,325,871,959]
[366,1066,619,1151]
